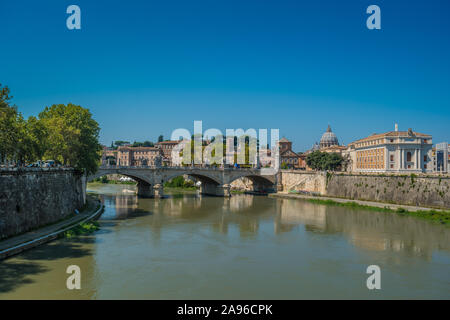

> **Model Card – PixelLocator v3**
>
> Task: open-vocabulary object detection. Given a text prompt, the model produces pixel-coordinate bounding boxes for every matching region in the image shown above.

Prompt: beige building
[101,146,118,166]
[347,126,433,173]
[117,146,163,166]
[155,140,181,166]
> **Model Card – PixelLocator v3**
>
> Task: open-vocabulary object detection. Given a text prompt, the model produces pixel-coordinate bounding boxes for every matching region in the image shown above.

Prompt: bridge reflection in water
[1,183,449,299]
[94,184,450,260]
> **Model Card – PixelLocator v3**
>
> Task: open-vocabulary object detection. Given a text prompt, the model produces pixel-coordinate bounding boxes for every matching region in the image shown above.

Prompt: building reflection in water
[98,187,450,260]
[275,198,450,260]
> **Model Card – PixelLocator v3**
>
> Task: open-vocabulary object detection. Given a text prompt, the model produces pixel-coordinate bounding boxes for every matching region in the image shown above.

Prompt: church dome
[320,125,339,148]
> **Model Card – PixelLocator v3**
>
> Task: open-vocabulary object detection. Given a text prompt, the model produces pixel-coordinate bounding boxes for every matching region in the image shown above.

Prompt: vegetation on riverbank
[63,221,100,238]
[305,198,450,226]
[90,176,136,185]
[164,176,197,190]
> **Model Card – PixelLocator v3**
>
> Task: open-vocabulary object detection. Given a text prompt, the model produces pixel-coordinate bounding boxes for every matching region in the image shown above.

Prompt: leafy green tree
[164,176,195,188]
[24,116,49,162]
[306,151,325,170]
[142,140,154,147]
[131,140,154,147]
[0,84,20,163]
[114,140,130,148]
[281,162,289,169]
[0,84,14,109]
[322,152,344,171]
[39,103,101,174]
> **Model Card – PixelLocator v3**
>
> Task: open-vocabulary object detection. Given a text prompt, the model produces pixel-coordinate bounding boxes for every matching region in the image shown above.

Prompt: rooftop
[350,130,432,144]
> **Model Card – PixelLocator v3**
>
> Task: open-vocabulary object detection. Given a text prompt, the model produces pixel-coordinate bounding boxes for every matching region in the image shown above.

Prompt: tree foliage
[0,84,21,161]
[131,140,154,147]
[0,85,101,174]
[113,140,130,148]
[39,103,101,174]
[306,151,343,171]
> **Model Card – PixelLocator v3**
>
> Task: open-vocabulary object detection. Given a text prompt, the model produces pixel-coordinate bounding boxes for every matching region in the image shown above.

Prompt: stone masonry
[0,169,85,240]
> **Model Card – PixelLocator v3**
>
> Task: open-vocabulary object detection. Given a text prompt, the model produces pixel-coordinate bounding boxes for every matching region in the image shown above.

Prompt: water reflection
[1,184,448,299]
[275,198,450,260]
[97,187,450,260]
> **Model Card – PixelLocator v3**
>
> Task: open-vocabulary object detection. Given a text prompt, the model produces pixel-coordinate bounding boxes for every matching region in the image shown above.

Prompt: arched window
[406,152,412,162]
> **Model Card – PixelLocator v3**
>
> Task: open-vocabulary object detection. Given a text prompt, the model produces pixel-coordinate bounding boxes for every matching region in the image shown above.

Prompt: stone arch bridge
[88,166,277,197]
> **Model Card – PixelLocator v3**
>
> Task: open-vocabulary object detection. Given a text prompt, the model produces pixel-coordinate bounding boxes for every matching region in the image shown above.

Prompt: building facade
[101,146,118,166]
[279,138,306,169]
[347,127,433,173]
[155,140,180,166]
[117,146,163,167]
[433,142,449,173]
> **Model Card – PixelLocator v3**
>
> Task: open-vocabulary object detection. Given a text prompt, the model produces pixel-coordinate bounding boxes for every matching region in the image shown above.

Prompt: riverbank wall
[0,168,86,240]
[277,170,450,209]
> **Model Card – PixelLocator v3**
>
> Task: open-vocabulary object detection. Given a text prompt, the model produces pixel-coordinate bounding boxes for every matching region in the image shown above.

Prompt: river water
[1,184,449,299]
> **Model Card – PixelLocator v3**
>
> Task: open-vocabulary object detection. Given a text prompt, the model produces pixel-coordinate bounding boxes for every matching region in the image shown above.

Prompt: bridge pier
[215,184,231,197]
[153,183,164,198]
[137,181,154,198]
[200,183,231,197]
[252,181,276,194]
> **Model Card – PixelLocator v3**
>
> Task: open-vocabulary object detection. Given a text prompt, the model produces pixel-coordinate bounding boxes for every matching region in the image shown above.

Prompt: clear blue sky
[1,0,449,151]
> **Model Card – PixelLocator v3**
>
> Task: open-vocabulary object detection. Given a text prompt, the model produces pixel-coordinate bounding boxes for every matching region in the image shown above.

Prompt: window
[406,152,412,162]
[424,155,427,162]
[424,164,427,169]
[424,139,427,143]
[390,164,394,169]
[390,155,394,161]
[390,139,394,143]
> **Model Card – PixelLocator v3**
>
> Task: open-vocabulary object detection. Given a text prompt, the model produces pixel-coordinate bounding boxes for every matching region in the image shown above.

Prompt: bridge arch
[87,167,277,198]
[163,170,222,186]
[162,170,225,197]
[227,173,277,194]
[87,169,152,185]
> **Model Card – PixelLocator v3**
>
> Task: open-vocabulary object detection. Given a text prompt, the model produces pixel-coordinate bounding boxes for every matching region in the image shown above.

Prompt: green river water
[0,183,449,299]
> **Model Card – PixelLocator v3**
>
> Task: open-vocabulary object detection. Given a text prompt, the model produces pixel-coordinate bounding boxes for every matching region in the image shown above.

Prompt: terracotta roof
[280,149,300,157]
[279,137,290,143]
[118,146,160,151]
[350,131,431,144]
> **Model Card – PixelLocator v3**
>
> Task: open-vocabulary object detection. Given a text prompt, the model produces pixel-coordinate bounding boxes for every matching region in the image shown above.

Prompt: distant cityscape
[102,124,450,174]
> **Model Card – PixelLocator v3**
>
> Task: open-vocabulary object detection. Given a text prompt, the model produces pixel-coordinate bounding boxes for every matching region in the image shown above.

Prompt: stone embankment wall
[278,170,450,209]
[230,177,254,191]
[0,169,85,240]
[278,171,327,194]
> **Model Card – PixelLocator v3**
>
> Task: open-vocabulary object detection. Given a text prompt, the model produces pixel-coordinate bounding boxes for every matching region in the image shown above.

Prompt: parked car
[43,160,56,168]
